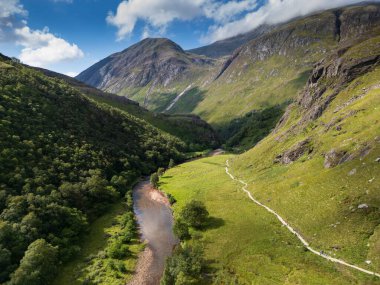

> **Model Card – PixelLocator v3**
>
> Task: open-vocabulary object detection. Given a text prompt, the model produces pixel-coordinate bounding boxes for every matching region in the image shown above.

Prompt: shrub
[173,219,190,240]
[150,173,159,188]
[168,159,175,169]
[180,200,209,229]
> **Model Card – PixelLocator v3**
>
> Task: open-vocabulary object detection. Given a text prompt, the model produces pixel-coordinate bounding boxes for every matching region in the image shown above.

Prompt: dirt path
[225,159,380,279]
[128,180,178,285]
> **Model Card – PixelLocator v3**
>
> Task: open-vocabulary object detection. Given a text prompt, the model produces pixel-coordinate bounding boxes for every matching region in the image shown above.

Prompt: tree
[168,159,175,169]
[180,200,209,229]
[173,219,190,240]
[150,173,159,188]
[9,239,58,285]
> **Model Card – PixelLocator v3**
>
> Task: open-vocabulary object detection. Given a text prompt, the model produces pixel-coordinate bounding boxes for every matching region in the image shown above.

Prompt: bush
[157,167,165,177]
[173,219,190,240]
[150,173,159,188]
[161,244,204,285]
[180,200,209,229]
[168,159,175,169]
[167,193,177,205]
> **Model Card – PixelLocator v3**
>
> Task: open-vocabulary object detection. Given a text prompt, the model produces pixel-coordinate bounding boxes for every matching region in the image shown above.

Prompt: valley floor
[160,154,380,284]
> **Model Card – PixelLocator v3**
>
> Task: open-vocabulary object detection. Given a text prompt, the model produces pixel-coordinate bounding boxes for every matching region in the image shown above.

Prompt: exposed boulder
[275,139,312,164]
[324,149,351,168]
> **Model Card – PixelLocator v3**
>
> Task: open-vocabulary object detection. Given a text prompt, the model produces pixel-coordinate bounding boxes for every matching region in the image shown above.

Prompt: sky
[0,0,378,76]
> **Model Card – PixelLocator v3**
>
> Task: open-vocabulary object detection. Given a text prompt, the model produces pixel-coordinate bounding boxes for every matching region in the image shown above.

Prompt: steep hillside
[188,25,272,58]
[76,38,217,111]
[0,54,185,284]
[39,68,219,150]
[231,31,380,275]
[173,4,380,128]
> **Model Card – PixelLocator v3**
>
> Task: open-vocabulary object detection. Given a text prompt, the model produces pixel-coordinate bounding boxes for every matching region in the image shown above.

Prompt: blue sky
[0,0,374,76]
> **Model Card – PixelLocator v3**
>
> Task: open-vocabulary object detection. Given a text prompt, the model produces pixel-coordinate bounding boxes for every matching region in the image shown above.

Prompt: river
[129,180,178,285]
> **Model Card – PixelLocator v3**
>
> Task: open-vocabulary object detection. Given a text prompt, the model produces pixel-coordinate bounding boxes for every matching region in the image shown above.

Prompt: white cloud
[0,0,84,68]
[65,71,79,77]
[108,0,380,44]
[15,26,84,67]
[202,0,380,43]
[0,0,25,18]
[107,0,259,40]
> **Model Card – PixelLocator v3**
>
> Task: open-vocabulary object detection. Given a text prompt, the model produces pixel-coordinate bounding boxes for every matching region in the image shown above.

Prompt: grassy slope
[230,60,380,274]
[160,155,378,284]
[171,11,337,126]
[83,92,219,149]
[35,68,219,149]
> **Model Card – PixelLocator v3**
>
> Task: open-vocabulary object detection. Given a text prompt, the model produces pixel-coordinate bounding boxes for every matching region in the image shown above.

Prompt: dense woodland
[0,55,185,284]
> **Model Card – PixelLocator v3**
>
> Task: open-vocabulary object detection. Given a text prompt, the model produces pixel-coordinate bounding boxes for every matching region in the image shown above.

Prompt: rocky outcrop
[274,139,312,164]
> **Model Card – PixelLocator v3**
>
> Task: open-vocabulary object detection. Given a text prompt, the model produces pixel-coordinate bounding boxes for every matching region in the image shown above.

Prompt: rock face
[275,139,312,164]
[76,38,214,95]
[215,4,380,81]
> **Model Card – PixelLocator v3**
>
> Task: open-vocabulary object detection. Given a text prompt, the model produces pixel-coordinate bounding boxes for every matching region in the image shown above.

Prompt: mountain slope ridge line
[225,159,380,278]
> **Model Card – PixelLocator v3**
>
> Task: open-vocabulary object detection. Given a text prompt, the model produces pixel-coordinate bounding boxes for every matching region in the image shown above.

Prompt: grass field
[159,155,378,284]
[53,201,143,285]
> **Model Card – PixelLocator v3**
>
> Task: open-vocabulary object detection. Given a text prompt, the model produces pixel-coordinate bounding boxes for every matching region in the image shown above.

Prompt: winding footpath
[225,159,380,279]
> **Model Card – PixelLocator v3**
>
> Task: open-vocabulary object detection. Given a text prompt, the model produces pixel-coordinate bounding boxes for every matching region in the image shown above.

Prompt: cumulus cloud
[108,0,380,43]
[0,0,27,41]
[107,0,258,40]
[15,26,84,67]
[0,0,84,67]
[203,0,380,43]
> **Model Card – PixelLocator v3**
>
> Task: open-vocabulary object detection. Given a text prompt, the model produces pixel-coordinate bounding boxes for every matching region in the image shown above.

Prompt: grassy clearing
[53,201,143,285]
[160,155,377,284]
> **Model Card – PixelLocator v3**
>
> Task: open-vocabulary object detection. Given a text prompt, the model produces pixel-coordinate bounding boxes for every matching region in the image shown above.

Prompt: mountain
[0,53,188,284]
[188,25,272,58]
[183,3,380,127]
[76,38,217,111]
[39,68,219,150]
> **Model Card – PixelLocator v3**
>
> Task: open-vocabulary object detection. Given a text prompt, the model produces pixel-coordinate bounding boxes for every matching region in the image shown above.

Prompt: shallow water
[131,180,178,285]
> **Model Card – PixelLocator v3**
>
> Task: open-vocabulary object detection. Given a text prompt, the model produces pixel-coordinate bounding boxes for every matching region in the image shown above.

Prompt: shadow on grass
[198,216,225,231]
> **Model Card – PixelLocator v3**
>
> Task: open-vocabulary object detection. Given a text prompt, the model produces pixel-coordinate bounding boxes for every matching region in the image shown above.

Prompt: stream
[129,180,178,285]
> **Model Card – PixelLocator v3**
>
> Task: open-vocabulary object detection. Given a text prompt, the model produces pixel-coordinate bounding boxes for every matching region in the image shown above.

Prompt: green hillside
[160,155,378,284]
[170,4,380,129]
[230,34,380,276]
[0,54,184,284]
[157,16,380,284]
[39,68,219,151]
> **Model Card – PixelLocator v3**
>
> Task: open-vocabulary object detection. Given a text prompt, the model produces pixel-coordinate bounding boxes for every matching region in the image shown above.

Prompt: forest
[0,55,185,284]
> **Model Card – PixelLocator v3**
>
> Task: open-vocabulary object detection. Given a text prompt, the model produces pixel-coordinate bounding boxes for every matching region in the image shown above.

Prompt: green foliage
[0,56,185,283]
[150,173,159,188]
[161,244,204,285]
[167,193,177,205]
[9,239,58,285]
[168,159,176,169]
[173,219,190,240]
[179,200,209,229]
[221,105,285,151]
[157,167,165,177]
